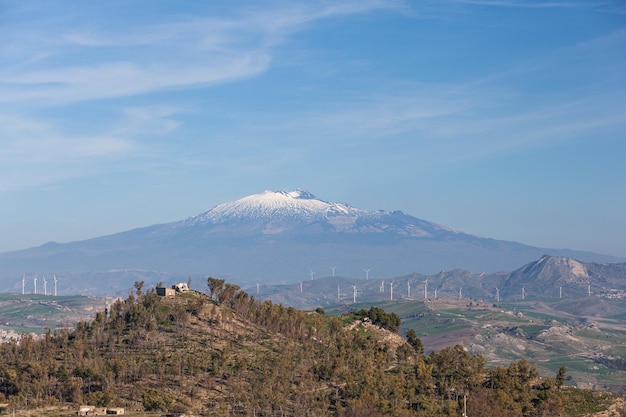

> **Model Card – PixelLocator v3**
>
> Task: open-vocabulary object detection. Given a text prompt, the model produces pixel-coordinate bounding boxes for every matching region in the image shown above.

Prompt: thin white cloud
[115,106,184,137]
[4,54,271,105]
[1,0,623,193]
[208,39,625,170]
[0,134,136,191]
[0,105,188,191]
[0,0,404,191]
[0,1,397,106]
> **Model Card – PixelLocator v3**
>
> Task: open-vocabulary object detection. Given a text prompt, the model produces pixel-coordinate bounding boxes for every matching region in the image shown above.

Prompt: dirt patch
[421,327,478,353]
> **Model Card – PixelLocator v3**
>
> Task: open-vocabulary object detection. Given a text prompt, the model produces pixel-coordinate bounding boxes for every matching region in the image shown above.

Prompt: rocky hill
[502,255,626,299]
[256,255,626,311]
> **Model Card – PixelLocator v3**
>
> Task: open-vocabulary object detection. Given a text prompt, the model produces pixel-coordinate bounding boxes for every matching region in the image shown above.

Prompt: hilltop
[1,281,621,416]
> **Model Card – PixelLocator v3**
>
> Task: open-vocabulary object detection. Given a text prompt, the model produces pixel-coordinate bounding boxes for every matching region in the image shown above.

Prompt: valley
[0,293,112,339]
[350,297,626,394]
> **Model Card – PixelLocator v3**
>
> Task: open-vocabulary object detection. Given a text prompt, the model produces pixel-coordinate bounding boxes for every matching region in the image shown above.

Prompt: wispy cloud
[0,1,397,106]
[209,26,626,171]
[0,112,135,191]
[0,103,190,191]
[3,55,270,105]
[0,0,403,190]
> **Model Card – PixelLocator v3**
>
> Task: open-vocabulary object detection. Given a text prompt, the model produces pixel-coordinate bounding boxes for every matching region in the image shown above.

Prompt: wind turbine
[43,276,47,296]
[338,285,341,300]
[54,275,58,296]
[330,266,336,277]
[256,282,260,294]
[353,285,357,304]
[22,274,25,295]
[434,287,438,299]
[522,286,525,300]
[300,282,303,293]
[363,269,371,280]
[390,282,394,301]
[423,279,428,299]
[407,280,411,298]
[495,287,500,303]
[380,280,385,293]
[458,287,462,300]
[33,275,37,295]
[559,286,562,299]
[587,284,591,296]
[310,270,315,281]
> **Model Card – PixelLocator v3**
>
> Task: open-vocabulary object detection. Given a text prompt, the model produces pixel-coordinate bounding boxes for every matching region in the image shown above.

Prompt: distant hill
[258,255,626,310]
[0,190,623,295]
[502,255,626,299]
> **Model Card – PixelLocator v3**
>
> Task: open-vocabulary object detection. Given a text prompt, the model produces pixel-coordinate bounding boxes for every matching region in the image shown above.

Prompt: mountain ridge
[0,190,623,295]
[258,254,626,311]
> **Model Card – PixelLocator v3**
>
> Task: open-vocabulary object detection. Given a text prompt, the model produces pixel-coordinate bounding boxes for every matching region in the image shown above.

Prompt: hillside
[253,257,626,395]
[0,281,624,417]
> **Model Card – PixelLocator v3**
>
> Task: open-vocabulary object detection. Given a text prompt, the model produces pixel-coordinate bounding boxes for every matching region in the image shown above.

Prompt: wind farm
[15,273,60,296]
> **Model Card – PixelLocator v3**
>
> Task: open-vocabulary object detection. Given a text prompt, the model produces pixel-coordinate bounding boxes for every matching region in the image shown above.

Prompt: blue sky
[1,0,625,258]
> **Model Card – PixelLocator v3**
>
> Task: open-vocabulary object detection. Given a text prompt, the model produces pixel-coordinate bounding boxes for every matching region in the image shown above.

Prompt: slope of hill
[1,190,623,295]
[320,296,626,395]
[0,284,622,416]
[254,255,626,395]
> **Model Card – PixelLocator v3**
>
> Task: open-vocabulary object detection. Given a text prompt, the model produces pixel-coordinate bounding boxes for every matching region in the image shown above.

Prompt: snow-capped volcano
[182,189,455,237]
[186,190,366,224]
[1,189,622,295]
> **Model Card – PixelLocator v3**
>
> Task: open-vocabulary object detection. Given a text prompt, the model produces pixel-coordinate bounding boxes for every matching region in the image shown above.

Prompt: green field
[0,293,110,334]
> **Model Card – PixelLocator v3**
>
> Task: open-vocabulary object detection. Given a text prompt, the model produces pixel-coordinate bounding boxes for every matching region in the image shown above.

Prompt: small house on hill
[157,287,176,297]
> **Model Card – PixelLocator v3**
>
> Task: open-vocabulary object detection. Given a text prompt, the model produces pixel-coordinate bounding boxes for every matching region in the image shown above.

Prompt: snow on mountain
[185,190,365,224]
[181,189,458,237]
[1,189,624,296]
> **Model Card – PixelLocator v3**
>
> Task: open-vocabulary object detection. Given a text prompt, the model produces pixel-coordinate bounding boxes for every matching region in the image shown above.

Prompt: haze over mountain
[0,190,622,295]
[261,254,626,310]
